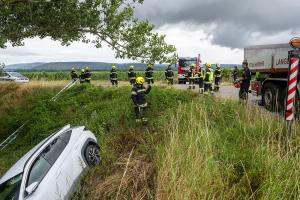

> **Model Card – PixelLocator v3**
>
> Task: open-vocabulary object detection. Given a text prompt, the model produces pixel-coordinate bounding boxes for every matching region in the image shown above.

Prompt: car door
[21,136,71,200]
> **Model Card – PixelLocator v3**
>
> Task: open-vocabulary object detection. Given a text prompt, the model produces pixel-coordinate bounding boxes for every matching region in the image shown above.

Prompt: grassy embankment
[0,83,299,199]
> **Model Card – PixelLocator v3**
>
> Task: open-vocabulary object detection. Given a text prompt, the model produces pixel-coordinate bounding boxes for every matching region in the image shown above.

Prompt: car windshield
[178,60,197,67]
[7,72,23,77]
[0,173,22,200]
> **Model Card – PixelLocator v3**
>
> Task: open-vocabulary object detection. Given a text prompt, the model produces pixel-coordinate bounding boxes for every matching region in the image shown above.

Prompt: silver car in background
[0,72,29,83]
[0,125,100,200]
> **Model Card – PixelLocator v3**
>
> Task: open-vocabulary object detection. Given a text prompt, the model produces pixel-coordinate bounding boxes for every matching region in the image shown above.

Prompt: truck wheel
[263,82,281,112]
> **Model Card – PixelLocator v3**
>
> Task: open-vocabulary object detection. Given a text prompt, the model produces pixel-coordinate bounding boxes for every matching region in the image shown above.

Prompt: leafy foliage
[0,0,177,63]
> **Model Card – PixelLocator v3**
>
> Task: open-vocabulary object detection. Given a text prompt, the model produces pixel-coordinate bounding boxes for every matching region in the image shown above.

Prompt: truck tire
[263,82,282,112]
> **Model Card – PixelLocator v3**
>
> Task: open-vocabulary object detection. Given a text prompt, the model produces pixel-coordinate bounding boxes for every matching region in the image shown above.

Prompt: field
[1,82,299,199]
[21,68,234,81]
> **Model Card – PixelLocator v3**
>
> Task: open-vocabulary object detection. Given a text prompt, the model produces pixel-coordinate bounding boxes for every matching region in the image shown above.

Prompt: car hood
[0,125,71,184]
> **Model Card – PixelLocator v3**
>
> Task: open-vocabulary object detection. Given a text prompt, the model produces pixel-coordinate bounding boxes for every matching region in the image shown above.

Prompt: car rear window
[42,138,67,165]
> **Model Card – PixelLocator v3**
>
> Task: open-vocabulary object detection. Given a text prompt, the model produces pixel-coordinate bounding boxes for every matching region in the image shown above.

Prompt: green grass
[1,83,298,199]
[156,97,300,199]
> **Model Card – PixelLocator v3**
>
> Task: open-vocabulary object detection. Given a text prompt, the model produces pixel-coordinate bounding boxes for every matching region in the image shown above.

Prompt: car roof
[0,125,71,185]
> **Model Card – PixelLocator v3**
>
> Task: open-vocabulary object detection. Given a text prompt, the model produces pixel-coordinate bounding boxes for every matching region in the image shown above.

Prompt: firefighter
[214,63,222,92]
[198,65,205,94]
[128,65,136,85]
[84,67,92,83]
[145,64,154,84]
[165,64,174,85]
[110,65,118,86]
[131,77,152,123]
[204,63,214,94]
[70,67,78,82]
[233,66,238,82]
[239,60,251,100]
[79,69,86,84]
[188,63,196,89]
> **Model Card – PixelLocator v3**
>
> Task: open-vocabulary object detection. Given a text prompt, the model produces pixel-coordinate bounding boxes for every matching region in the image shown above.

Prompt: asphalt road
[173,83,261,105]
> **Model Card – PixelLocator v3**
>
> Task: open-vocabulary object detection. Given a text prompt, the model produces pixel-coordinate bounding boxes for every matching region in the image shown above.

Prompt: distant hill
[5,62,239,72]
[5,62,45,71]
[6,62,167,72]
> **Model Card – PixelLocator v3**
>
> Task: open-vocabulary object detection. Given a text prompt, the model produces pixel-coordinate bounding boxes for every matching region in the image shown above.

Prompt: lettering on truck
[249,61,264,68]
[276,57,289,65]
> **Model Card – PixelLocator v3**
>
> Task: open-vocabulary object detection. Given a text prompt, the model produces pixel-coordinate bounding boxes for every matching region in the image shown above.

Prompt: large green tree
[0,0,177,63]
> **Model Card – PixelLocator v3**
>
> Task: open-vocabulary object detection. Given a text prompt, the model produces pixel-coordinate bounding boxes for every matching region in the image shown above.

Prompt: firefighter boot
[199,88,204,94]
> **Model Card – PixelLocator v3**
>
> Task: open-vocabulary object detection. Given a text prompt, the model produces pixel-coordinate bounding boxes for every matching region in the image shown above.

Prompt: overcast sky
[1,0,300,65]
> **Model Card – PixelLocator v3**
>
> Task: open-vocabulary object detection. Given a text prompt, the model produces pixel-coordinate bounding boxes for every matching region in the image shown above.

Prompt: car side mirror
[25,182,38,196]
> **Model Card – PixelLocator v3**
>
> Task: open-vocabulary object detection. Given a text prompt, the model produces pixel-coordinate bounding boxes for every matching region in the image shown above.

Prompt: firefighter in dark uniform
[79,69,86,84]
[131,77,152,123]
[165,64,174,85]
[70,67,78,82]
[204,63,214,94]
[110,65,118,86]
[145,64,154,84]
[84,67,92,83]
[214,63,222,92]
[198,65,205,94]
[239,60,251,100]
[233,66,238,82]
[128,65,136,85]
[188,63,196,89]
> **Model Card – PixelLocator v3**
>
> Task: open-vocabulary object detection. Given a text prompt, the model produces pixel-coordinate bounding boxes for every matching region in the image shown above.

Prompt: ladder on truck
[0,79,79,151]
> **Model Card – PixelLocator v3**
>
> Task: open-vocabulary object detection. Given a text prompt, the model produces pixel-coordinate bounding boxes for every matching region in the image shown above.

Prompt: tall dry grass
[0,81,66,112]
[156,98,300,199]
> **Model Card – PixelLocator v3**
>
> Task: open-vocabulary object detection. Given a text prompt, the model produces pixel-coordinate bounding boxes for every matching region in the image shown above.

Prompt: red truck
[177,55,201,84]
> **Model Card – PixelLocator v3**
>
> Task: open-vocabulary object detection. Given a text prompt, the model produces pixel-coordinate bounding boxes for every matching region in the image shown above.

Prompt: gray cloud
[135,0,300,48]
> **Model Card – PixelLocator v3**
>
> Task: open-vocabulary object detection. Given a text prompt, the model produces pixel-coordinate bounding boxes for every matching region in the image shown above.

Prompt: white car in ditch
[0,72,29,83]
[0,125,100,200]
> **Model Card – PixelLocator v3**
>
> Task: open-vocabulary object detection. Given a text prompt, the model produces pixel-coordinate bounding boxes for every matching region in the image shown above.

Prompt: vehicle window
[42,138,67,165]
[59,130,72,144]
[7,72,22,77]
[26,156,51,188]
[26,137,68,189]
[0,173,23,200]
[179,60,196,67]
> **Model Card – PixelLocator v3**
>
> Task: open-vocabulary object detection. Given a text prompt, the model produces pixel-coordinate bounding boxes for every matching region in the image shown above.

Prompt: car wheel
[84,144,100,166]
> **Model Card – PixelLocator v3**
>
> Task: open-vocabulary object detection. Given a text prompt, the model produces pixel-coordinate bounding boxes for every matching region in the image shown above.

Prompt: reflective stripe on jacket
[131,85,151,105]
[215,68,221,78]
[204,68,214,83]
